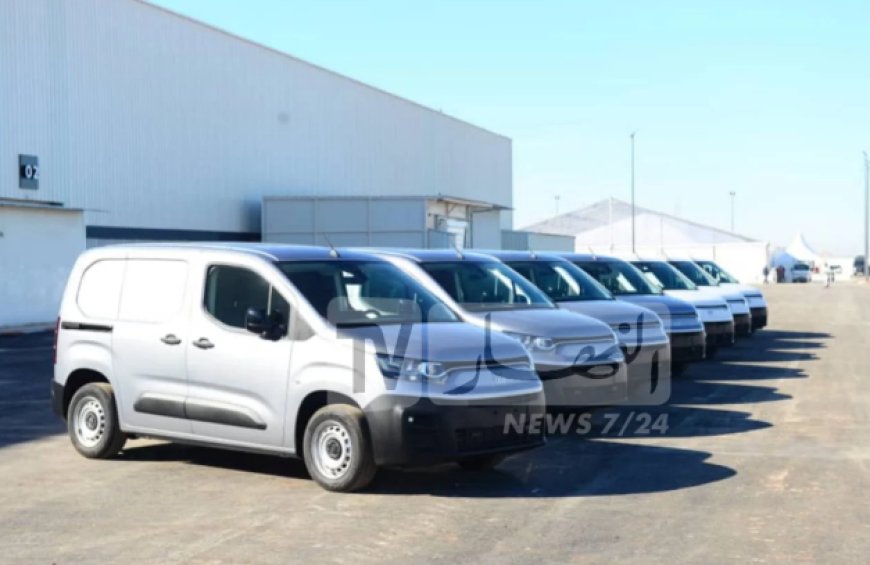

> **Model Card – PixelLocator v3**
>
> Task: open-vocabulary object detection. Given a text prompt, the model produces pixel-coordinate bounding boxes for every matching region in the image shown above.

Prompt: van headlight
[503,332,555,351]
[376,354,447,381]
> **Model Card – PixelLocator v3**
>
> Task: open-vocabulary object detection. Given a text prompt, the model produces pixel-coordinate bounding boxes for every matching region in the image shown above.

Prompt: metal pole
[729,191,736,232]
[555,195,560,215]
[865,151,869,277]
[630,132,636,253]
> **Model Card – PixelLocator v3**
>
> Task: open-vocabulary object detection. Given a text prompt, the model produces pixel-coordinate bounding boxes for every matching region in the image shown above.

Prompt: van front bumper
[364,393,546,467]
[734,313,753,337]
[668,331,706,363]
[750,307,768,329]
[704,321,735,348]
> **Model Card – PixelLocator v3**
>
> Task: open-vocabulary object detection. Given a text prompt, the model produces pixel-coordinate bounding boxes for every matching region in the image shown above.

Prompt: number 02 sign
[19,155,39,190]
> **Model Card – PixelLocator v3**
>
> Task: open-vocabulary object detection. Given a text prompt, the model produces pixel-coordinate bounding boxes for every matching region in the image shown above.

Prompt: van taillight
[53,317,60,365]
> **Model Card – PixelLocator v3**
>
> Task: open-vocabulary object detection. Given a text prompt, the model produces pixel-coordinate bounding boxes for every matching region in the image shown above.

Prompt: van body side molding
[185,401,267,430]
[133,395,187,419]
[61,321,113,332]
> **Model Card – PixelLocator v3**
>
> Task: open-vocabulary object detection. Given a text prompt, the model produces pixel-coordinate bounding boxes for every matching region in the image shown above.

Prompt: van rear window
[77,260,125,319]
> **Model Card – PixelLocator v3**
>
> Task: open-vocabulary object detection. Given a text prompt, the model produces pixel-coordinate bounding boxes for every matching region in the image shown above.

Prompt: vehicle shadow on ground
[118,438,736,498]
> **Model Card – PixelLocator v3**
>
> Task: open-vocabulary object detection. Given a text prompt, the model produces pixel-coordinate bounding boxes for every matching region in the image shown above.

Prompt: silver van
[667,260,754,337]
[486,251,672,396]
[372,249,628,408]
[562,253,707,372]
[695,259,768,330]
[51,244,545,492]
[631,259,736,356]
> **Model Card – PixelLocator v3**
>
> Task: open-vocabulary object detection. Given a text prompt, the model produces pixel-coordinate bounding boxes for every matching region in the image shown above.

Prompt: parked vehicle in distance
[563,253,706,372]
[853,255,865,276]
[373,249,628,409]
[667,260,753,337]
[792,262,812,283]
[488,250,672,392]
[52,244,546,492]
[695,259,768,330]
[631,259,735,355]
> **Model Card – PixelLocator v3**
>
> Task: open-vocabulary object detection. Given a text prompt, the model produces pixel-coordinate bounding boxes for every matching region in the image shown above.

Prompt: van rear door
[112,256,193,435]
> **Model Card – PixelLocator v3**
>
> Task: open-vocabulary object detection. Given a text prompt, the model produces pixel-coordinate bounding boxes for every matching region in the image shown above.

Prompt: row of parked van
[51,243,767,491]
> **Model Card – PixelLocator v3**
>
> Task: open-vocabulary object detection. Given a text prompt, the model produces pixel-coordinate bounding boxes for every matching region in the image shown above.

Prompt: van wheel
[303,405,377,492]
[67,383,127,459]
[458,454,506,471]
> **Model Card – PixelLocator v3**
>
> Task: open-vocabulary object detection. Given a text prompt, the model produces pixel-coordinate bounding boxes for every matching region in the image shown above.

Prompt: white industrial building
[524,198,771,283]
[0,0,540,327]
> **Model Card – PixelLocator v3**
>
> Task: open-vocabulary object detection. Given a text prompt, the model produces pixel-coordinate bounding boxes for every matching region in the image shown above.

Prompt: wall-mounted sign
[19,155,39,189]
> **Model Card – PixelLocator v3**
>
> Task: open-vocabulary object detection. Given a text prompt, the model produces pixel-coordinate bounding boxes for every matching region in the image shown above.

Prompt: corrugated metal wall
[0,0,512,237]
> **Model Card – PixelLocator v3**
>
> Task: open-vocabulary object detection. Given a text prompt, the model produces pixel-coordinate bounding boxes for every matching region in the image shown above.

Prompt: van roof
[482,250,568,262]
[89,242,386,262]
[560,252,621,262]
[367,248,498,263]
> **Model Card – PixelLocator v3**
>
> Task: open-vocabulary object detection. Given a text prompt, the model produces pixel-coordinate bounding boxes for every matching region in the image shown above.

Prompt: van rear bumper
[364,393,546,467]
[51,380,65,420]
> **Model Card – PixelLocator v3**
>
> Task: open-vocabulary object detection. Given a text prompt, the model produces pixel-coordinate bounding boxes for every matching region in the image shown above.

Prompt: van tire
[458,454,506,471]
[303,405,377,492]
[67,383,127,459]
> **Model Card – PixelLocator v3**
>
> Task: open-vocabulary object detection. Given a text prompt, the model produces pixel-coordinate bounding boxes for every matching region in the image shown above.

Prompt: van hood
[555,299,661,327]
[697,286,747,303]
[616,294,698,318]
[720,283,765,298]
[462,308,616,341]
[337,322,530,364]
[663,289,728,308]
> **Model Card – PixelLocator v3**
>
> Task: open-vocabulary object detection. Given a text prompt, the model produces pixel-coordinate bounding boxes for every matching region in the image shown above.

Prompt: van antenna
[587,246,597,260]
[528,245,537,259]
[453,242,464,260]
[322,233,340,258]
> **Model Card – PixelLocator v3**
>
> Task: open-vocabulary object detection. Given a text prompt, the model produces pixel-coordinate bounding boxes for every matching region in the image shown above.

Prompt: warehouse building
[0,0,527,327]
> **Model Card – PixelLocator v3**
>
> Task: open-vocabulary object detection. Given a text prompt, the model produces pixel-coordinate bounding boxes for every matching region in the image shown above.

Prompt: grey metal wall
[263,197,429,248]
[502,230,575,252]
[0,0,513,238]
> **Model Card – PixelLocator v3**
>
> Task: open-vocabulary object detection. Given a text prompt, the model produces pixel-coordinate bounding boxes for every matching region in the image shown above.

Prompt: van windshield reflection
[277,261,458,327]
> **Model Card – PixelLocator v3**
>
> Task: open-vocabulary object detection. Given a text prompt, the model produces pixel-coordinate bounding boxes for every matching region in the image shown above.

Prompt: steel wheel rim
[75,396,106,448]
[311,420,353,480]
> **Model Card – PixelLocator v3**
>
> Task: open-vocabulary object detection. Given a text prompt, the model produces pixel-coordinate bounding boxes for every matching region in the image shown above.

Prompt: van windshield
[669,260,719,287]
[632,261,698,291]
[573,259,662,296]
[506,260,613,302]
[697,260,740,284]
[277,260,458,327]
[419,261,554,311]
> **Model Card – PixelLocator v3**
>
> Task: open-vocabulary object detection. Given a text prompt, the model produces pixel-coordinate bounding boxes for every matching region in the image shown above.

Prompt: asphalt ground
[0,283,866,563]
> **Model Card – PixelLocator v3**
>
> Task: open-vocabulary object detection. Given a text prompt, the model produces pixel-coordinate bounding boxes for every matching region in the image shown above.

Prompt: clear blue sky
[151,0,870,255]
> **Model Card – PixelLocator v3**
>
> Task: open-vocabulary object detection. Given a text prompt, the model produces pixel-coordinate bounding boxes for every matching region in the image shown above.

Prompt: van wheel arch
[63,369,110,420]
[294,391,360,455]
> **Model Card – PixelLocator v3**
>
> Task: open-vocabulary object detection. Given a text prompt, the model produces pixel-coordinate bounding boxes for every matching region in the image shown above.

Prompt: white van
[51,244,545,492]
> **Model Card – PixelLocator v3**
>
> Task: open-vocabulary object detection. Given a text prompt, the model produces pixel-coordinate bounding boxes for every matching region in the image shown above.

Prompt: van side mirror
[245,308,270,335]
[245,307,287,340]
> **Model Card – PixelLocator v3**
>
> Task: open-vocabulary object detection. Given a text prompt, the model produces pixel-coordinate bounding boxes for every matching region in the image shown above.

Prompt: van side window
[204,266,290,331]
[77,260,125,319]
[119,260,188,323]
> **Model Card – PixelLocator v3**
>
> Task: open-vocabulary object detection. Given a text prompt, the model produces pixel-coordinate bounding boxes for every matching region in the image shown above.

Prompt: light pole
[729,191,736,232]
[555,195,560,215]
[864,151,869,277]
[630,132,636,253]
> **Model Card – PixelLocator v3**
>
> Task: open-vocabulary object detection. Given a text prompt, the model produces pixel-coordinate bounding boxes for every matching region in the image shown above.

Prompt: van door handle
[160,334,182,346]
[193,337,214,350]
